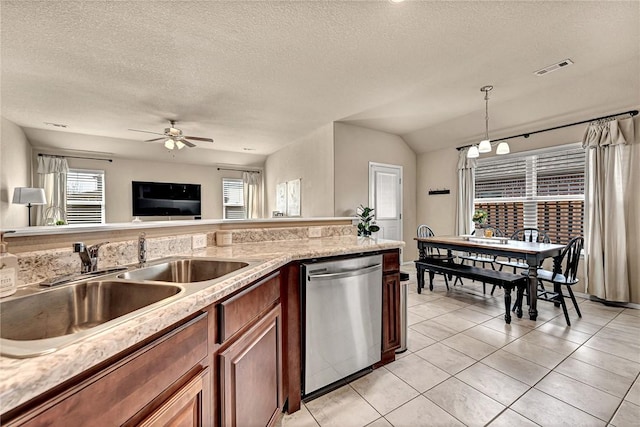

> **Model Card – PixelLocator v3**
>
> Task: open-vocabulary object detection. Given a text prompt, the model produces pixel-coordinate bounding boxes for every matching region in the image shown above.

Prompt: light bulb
[467,146,480,158]
[175,140,185,150]
[164,139,175,150]
[496,142,510,155]
[478,139,492,153]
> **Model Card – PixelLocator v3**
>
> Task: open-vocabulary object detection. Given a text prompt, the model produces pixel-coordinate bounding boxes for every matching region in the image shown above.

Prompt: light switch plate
[192,234,207,249]
[309,227,322,238]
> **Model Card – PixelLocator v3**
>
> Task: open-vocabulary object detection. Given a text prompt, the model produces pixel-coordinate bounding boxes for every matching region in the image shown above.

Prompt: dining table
[415,235,566,321]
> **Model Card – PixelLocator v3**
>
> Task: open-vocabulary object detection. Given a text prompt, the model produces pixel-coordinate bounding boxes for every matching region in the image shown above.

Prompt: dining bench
[414,259,528,324]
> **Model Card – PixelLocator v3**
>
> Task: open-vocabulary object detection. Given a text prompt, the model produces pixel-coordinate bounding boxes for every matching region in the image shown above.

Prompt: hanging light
[467,146,480,158]
[496,141,510,155]
[164,138,175,150]
[478,85,493,153]
[175,140,185,150]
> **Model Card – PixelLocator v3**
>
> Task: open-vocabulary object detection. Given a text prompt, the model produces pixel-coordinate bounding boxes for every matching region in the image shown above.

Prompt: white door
[369,162,403,244]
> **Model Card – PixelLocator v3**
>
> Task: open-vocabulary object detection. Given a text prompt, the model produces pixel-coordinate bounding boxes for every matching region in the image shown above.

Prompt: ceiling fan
[128,120,214,150]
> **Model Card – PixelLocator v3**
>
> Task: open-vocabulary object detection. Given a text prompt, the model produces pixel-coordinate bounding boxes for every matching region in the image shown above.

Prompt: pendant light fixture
[478,85,493,153]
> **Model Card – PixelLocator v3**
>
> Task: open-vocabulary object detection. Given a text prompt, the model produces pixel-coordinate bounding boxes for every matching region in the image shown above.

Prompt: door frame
[368,162,403,260]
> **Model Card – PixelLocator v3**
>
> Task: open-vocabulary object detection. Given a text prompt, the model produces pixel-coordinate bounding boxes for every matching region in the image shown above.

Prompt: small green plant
[55,220,66,226]
[356,205,380,237]
[473,208,488,224]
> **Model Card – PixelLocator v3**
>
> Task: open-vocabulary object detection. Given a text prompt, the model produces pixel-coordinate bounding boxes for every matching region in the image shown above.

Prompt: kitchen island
[0,235,404,425]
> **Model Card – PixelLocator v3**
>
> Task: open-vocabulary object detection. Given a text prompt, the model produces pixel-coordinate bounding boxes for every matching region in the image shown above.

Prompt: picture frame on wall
[287,178,301,217]
[276,182,287,215]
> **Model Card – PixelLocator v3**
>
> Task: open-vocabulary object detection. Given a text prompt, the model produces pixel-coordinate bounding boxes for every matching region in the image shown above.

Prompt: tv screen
[132,181,201,217]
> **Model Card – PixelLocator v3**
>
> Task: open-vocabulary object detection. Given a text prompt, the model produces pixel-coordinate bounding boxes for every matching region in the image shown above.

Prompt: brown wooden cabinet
[215,272,282,427]
[3,313,210,427]
[138,369,210,427]
[380,250,401,365]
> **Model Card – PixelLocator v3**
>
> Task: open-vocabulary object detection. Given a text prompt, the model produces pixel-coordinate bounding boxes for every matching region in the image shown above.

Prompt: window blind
[222,178,246,219]
[66,169,105,224]
[475,145,584,243]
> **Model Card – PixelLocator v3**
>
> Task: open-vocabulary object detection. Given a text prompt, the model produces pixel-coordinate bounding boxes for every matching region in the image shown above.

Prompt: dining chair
[458,226,503,293]
[492,228,551,295]
[416,225,459,290]
[515,236,583,326]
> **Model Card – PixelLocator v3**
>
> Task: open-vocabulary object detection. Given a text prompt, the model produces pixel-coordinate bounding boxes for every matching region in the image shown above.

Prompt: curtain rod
[456,109,639,151]
[217,167,261,173]
[38,153,113,162]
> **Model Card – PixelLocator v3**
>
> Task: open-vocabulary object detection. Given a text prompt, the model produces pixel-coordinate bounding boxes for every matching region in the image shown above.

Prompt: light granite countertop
[0,236,404,415]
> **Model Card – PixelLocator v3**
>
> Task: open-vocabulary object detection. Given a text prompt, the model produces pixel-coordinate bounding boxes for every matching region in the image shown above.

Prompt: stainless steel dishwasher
[302,254,382,396]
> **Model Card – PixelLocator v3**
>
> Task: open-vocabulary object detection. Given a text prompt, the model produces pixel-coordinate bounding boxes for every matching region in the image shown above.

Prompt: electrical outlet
[192,234,207,249]
[309,227,322,238]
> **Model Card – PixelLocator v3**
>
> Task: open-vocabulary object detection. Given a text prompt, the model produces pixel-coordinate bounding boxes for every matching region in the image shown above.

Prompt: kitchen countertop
[0,236,404,414]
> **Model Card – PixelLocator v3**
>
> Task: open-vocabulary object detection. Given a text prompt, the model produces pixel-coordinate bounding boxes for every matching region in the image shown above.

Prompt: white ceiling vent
[534,59,574,76]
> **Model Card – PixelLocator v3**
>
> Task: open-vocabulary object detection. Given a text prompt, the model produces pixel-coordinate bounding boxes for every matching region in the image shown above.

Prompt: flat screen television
[132,181,201,217]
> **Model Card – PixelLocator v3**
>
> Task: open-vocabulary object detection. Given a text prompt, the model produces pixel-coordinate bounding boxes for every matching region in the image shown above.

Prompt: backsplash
[15,225,356,286]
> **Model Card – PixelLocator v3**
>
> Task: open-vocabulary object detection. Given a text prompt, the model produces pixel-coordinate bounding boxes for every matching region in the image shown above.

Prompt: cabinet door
[382,273,401,353]
[219,306,282,427]
[138,369,210,427]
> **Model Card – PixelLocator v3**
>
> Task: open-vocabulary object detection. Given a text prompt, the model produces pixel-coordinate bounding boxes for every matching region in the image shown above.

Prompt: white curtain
[243,171,263,219]
[583,117,636,302]
[36,155,69,226]
[456,148,476,235]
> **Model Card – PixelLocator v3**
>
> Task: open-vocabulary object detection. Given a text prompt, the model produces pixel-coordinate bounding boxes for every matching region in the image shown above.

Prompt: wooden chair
[416,225,458,290]
[492,228,551,295]
[515,236,584,326]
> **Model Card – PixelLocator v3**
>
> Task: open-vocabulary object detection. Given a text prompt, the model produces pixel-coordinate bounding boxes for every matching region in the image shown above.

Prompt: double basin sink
[0,258,254,358]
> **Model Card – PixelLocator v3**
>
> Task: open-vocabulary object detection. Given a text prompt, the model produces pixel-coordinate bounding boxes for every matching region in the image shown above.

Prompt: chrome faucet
[138,232,147,267]
[73,242,108,273]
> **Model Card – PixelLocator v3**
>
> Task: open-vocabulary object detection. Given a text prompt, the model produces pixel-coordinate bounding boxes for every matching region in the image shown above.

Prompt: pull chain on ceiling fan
[128,120,214,150]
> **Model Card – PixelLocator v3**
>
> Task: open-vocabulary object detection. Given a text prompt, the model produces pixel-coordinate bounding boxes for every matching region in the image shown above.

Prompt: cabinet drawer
[217,272,280,343]
[7,313,208,427]
[383,250,400,274]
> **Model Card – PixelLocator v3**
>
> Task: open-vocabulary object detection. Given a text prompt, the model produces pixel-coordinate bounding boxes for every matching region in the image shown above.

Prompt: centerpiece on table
[473,208,488,229]
[356,205,380,237]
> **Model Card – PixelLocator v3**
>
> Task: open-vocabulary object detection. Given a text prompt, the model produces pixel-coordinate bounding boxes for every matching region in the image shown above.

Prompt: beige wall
[1,118,33,228]
[334,122,417,261]
[36,152,247,223]
[264,124,334,217]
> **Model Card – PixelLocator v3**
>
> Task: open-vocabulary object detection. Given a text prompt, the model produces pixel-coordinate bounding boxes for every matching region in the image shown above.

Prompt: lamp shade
[496,142,511,155]
[12,187,46,205]
[478,139,492,153]
[467,146,480,158]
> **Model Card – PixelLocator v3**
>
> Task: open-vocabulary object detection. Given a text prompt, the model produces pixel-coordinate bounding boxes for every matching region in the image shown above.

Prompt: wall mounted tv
[132,181,202,217]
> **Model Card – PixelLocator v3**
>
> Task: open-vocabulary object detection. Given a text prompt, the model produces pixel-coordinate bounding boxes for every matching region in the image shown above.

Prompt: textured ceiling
[1,1,639,166]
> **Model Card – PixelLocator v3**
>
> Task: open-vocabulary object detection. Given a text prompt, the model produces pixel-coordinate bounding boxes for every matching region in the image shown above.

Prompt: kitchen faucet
[138,232,147,267]
[73,241,108,273]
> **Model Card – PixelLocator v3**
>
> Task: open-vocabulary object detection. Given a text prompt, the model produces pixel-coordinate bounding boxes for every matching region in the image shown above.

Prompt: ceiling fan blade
[181,138,197,148]
[144,137,165,142]
[184,136,214,142]
[128,129,166,136]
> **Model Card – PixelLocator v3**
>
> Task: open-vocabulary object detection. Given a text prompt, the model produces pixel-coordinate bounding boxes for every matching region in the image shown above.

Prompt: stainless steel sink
[0,280,182,358]
[118,259,249,283]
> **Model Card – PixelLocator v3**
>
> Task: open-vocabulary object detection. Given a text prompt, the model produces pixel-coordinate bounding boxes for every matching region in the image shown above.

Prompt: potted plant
[356,205,380,237]
[473,208,488,228]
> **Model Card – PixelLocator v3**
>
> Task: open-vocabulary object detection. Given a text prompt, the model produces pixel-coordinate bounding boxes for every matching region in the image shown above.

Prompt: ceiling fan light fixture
[175,140,185,150]
[478,139,492,153]
[496,142,510,155]
[164,139,175,150]
[467,146,480,158]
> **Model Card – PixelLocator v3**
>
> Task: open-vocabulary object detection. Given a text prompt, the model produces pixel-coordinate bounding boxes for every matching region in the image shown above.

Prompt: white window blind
[475,145,584,243]
[222,178,246,219]
[66,169,105,224]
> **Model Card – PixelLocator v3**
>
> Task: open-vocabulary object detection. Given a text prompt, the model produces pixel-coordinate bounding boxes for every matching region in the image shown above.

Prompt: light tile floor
[278,265,640,427]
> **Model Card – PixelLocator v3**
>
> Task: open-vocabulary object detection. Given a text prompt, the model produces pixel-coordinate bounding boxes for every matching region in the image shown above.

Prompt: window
[474,144,584,243]
[66,169,105,224]
[222,178,245,219]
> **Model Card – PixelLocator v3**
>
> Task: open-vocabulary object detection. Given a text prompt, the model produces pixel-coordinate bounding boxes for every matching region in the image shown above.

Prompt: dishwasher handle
[307,263,382,281]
